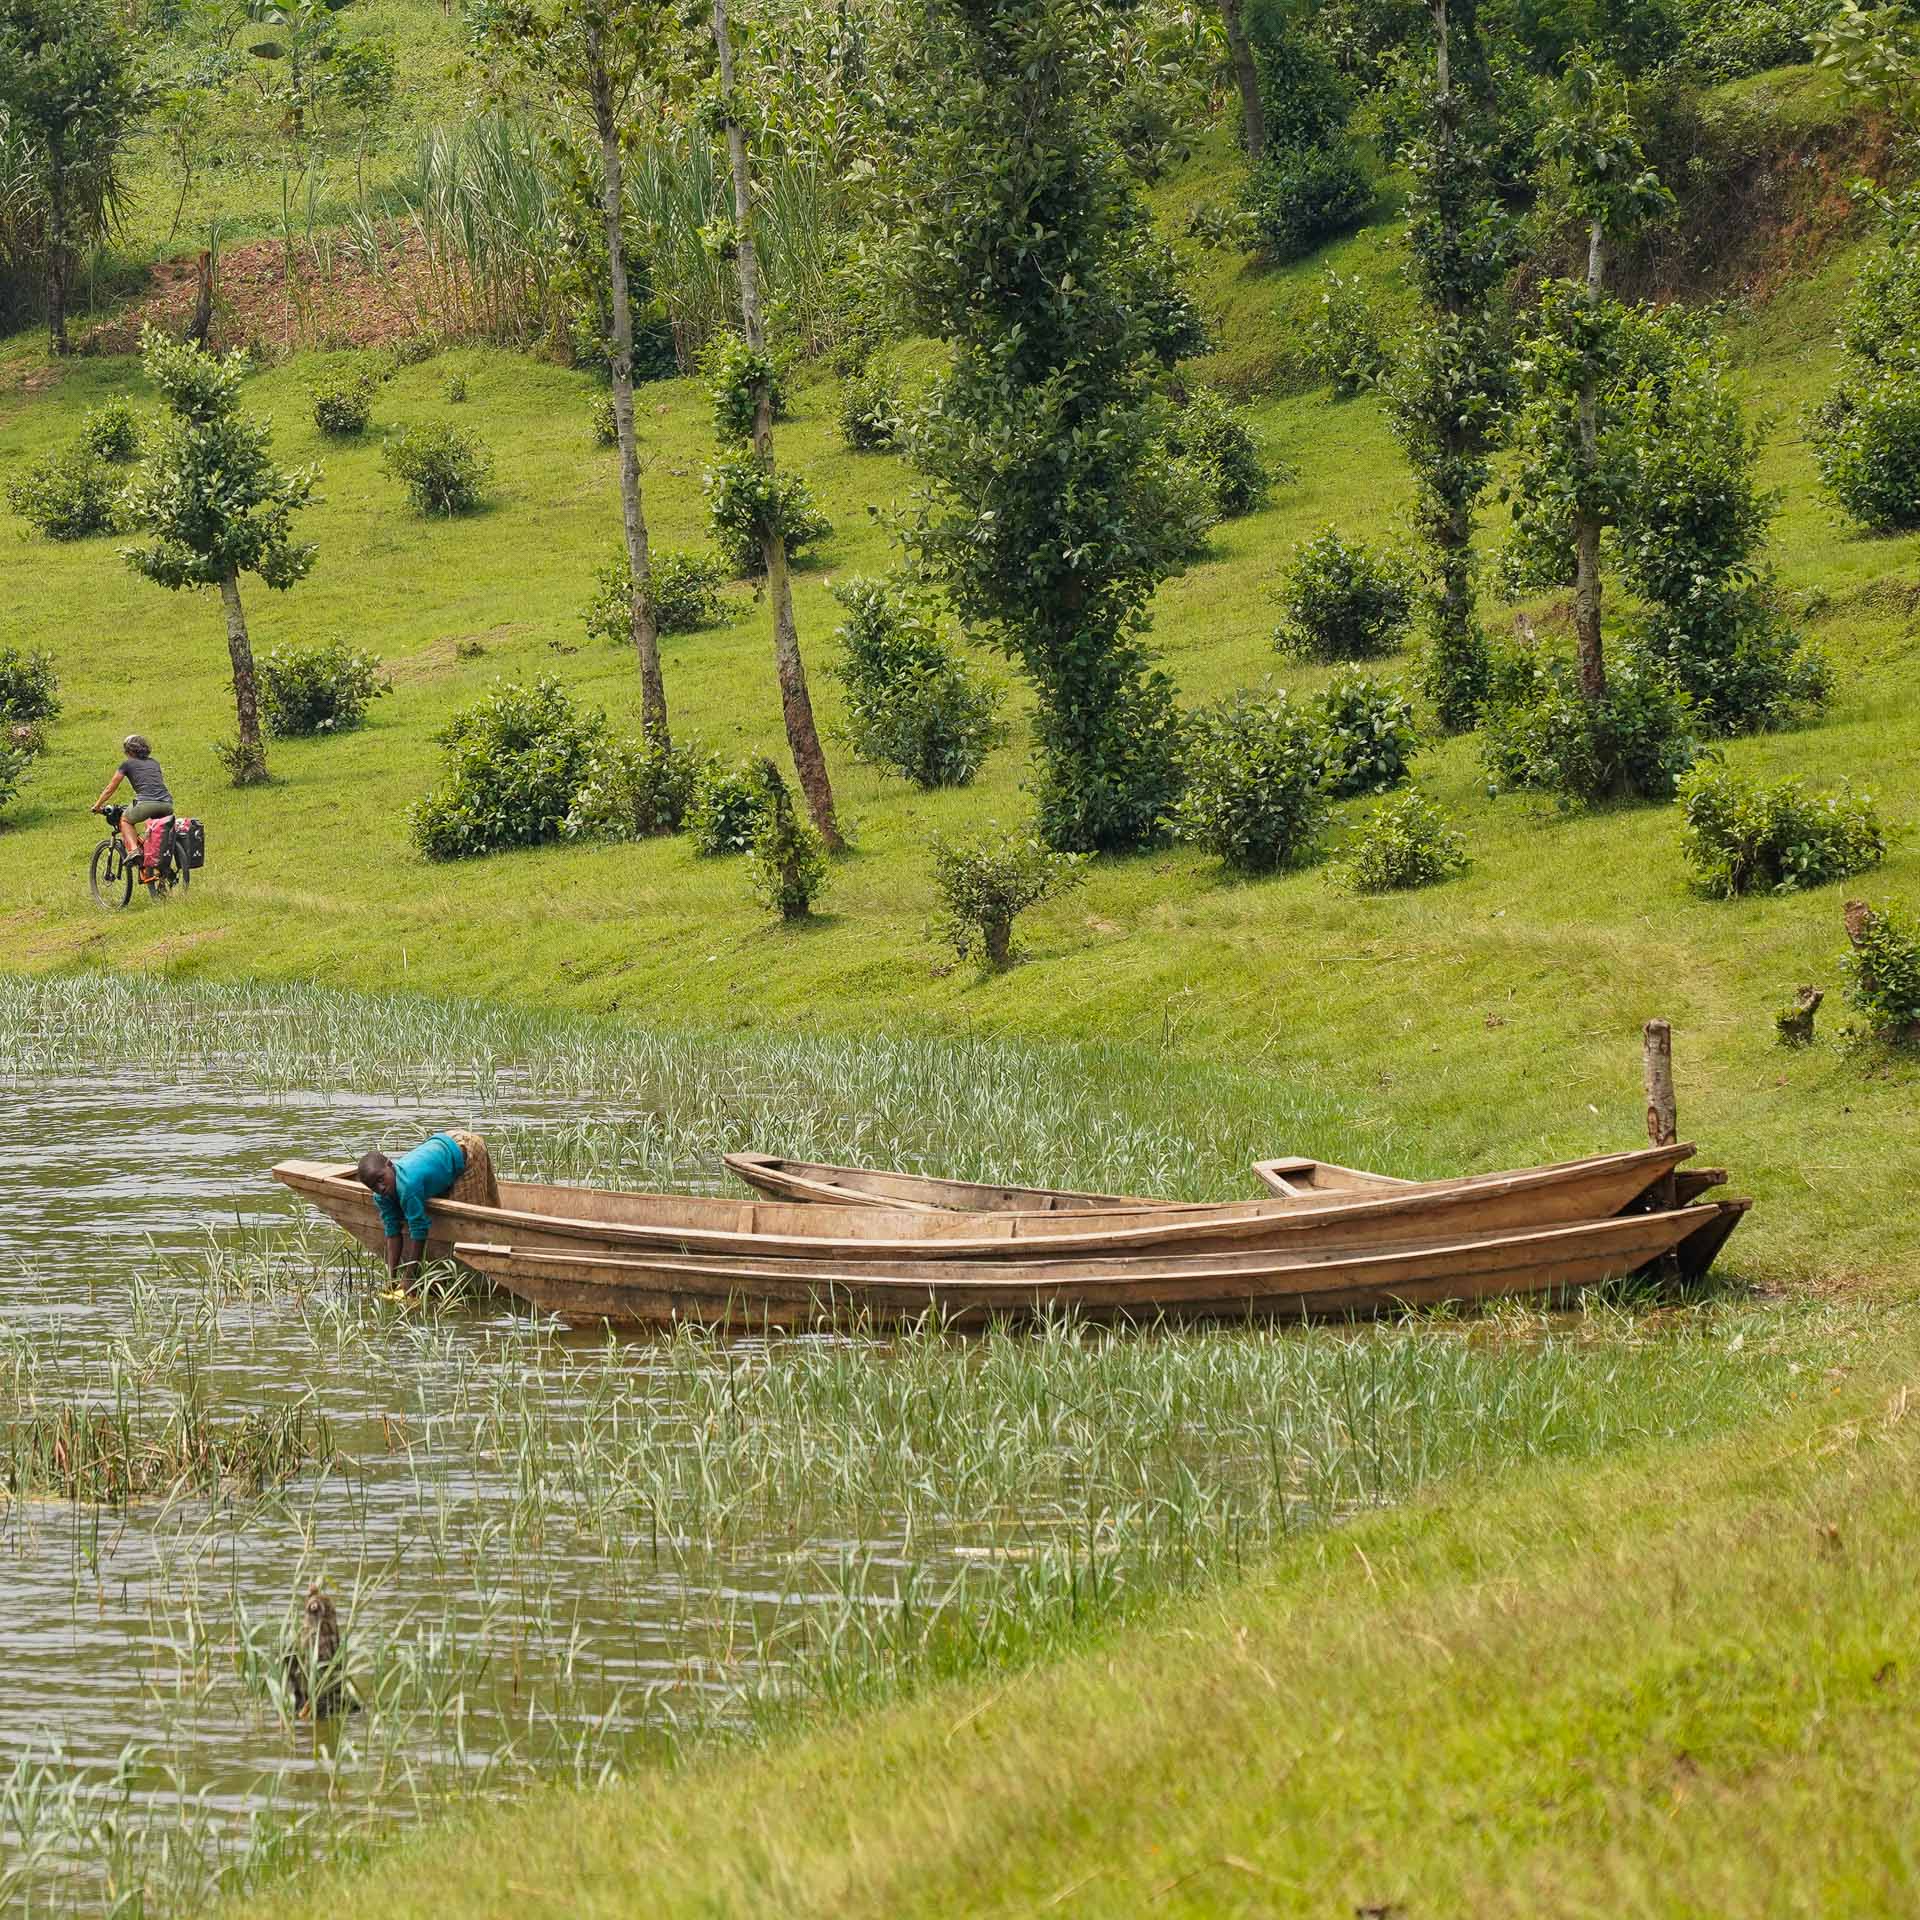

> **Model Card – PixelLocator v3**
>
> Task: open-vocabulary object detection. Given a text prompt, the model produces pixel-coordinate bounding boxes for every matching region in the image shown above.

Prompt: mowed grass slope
[2,100,1919,1280]
[234,1294,1920,1920]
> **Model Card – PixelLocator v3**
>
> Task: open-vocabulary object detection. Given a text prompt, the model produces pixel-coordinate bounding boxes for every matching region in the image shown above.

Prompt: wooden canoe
[450,1199,1750,1329]
[272,1142,1705,1270]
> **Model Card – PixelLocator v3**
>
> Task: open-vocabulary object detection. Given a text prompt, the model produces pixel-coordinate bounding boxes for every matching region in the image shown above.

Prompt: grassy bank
[230,1289,1918,1920]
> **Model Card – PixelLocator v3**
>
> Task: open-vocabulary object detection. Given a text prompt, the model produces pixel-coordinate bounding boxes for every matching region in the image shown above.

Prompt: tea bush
[747,759,829,920]
[309,363,380,437]
[79,398,142,463]
[5,448,120,540]
[1162,386,1271,517]
[588,392,618,447]
[409,678,603,861]
[1633,592,1831,737]
[1335,789,1470,893]
[258,641,392,738]
[1302,270,1392,397]
[1175,687,1328,873]
[1481,649,1699,807]
[445,372,469,404]
[1315,670,1419,797]
[700,331,794,442]
[1677,762,1886,898]
[687,760,773,855]
[1274,529,1414,662]
[840,365,903,452]
[0,645,61,729]
[930,830,1088,968]
[1842,901,1920,1042]
[563,735,709,842]
[707,451,833,577]
[0,738,32,818]
[831,576,1006,789]
[583,548,730,642]
[1161,454,1225,561]
[1813,376,1920,533]
[1245,144,1373,263]
[383,423,494,516]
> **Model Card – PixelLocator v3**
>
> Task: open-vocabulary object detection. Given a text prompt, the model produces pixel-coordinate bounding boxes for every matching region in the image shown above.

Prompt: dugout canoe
[449,1199,1750,1329]
[272,1141,1706,1269]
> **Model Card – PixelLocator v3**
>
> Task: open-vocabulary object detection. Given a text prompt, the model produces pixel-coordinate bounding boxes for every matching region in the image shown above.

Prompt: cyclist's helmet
[123,734,150,758]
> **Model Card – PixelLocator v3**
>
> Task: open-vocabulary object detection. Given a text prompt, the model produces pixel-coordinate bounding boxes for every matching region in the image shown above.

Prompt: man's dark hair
[355,1151,393,1188]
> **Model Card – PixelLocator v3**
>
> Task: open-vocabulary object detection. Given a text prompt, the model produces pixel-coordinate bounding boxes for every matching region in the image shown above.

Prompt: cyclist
[91,734,174,876]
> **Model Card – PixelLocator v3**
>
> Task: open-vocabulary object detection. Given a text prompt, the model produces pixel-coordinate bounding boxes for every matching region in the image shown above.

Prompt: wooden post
[1643,1018,1677,1214]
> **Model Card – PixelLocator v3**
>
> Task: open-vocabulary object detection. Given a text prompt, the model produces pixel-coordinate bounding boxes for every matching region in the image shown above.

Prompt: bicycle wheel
[90,839,133,910]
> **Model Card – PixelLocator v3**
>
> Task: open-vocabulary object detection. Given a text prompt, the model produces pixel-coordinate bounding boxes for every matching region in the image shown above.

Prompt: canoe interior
[722,1152,1168,1212]
[1251,1157,1424,1199]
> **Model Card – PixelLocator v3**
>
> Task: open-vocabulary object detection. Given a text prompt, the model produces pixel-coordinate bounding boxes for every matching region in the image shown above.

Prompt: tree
[1533,61,1671,700]
[485,0,672,744]
[708,0,843,849]
[0,0,148,356]
[121,330,318,786]
[901,0,1189,854]
[243,0,355,142]
[1218,0,1265,165]
[1385,0,1520,731]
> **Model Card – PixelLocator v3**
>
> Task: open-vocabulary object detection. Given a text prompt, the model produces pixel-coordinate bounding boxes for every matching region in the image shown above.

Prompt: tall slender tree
[487,0,671,743]
[121,331,318,786]
[709,0,842,849]
[1218,0,1265,165]
[0,0,147,356]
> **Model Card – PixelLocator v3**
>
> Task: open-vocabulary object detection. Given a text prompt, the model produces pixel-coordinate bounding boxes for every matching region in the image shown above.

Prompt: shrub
[687,760,773,855]
[309,363,379,437]
[1812,375,1920,534]
[589,393,618,448]
[1244,144,1373,264]
[831,576,1006,788]
[563,735,709,842]
[584,547,730,643]
[445,372,468,404]
[746,759,828,920]
[0,645,61,729]
[383,423,494,516]
[1175,686,1328,873]
[1274,529,1414,662]
[0,739,32,817]
[1677,762,1885,898]
[79,398,142,463]
[1633,590,1830,737]
[1842,900,1920,1042]
[1162,387,1270,517]
[258,640,392,738]
[389,332,437,370]
[840,365,903,452]
[1302,270,1392,397]
[1315,670,1420,798]
[1160,455,1224,561]
[1335,788,1469,893]
[1419,619,1494,736]
[5,448,120,540]
[706,450,832,577]
[1481,649,1699,807]
[700,331,793,443]
[408,677,603,861]
[930,830,1088,968]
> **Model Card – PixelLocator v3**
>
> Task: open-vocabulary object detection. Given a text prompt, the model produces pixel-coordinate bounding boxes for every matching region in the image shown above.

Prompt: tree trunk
[1219,0,1265,169]
[588,23,668,747]
[218,573,270,785]
[1573,216,1606,703]
[984,916,1013,969]
[45,179,70,357]
[712,0,843,852]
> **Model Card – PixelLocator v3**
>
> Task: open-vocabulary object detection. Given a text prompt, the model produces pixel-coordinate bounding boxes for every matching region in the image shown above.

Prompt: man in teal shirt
[354,1134,469,1281]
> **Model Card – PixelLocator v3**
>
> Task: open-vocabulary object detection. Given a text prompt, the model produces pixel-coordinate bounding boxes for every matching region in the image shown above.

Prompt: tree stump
[1775,986,1823,1048]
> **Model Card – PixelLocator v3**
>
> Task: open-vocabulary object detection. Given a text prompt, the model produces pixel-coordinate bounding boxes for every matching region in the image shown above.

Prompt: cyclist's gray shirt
[119,757,173,809]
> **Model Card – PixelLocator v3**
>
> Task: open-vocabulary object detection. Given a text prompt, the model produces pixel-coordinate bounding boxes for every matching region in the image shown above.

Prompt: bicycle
[90,803,191,909]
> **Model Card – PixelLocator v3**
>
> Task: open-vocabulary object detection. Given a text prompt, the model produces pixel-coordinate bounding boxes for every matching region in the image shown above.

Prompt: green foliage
[545,135,676,381]
[1481,647,1698,806]
[1121,235,1214,366]
[706,449,832,578]
[4,446,119,540]
[446,373,468,403]
[563,734,709,842]
[1842,901,1920,1041]
[588,392,618,447]
[839,365,903,453]
[584,547,730,643]
[1175,686,1329,874]
[900,0,1189,853]
[122,331,318,593]
[687,759,772,856]
[382,423,493,516]
[929,830,1088,968]
[1274,529,1413,662]
[700,331,791,443]
[1245,143,1374,264]
[409,677,604,862]
[1677,762,1885,898]
[1678,0,1833,78]
[0,737,32,816]
[1419,618,1496,737]
[1315,670,1420,798]
[258,641,391,738]
[1159,453,1224,561]
[747,759,829,920]
[1814,375,1920,535]
[309,362,379,437]
[1335,788,1470,893]
[1302,270,1394,397]
[1633,592,1830,737]
[78,398,141,463]
[0,644,59,729]
[831,576,1007,790]
[1162,387,1271,517]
